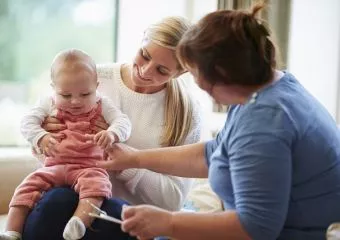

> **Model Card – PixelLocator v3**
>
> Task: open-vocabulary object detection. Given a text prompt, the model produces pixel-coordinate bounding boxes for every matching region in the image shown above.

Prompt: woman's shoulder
[97,62,122,81]
[97,62,123,92]
[96,63,124,100]
[191,97,202,125]
[183,96,202,144]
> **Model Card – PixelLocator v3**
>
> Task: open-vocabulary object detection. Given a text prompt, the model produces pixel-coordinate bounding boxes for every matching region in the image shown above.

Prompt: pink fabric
[11,100,112,209]
[10,164,112,208]
[45,101,103,166]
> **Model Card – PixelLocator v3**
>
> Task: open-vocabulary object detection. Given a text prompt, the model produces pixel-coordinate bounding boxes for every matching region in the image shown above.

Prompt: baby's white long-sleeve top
[21,94,132,150]
[97,63,202,211]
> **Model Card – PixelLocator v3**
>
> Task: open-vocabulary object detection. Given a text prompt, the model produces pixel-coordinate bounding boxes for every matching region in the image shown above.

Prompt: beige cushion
[0,149,39,215]
[184,179,223,212]
[0,215,6,231]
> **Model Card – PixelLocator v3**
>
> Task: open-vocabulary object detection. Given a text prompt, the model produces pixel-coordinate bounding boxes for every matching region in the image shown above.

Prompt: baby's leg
[1,166,63,240]
[75,197,104,227]
[63,166,112,240]
[0,206,30,240]
[63,197,103,240]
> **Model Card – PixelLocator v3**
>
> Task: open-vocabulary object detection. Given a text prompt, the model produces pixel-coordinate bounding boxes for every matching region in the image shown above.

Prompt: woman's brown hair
[177,2,277,87]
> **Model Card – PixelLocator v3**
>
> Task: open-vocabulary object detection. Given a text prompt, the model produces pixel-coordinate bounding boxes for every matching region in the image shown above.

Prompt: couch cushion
[0,148,40,215]
[183,179,223,212]
[0,214,6,231]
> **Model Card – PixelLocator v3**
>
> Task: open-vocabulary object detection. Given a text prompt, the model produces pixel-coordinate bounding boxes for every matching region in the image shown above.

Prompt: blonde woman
[23,16,201,240]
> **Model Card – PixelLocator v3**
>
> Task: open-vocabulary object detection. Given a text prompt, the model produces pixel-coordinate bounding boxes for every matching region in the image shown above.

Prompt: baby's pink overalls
[10,101,112,209]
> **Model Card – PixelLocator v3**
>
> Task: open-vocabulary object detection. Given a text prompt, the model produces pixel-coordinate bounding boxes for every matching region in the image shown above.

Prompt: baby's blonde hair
[51,49,97,82]
[144,16,194,146]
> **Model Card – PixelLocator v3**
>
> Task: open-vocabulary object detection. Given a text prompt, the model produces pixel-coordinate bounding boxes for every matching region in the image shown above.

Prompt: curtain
[217,0,291,69]
[212,0,291,113]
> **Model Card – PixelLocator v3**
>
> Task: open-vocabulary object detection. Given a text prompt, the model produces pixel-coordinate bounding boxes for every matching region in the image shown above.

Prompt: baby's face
[53,67,98,115]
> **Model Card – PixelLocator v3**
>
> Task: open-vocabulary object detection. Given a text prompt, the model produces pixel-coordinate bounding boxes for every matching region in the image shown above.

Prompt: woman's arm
[171,211,251,240]
[121,205,251,240]
[101,142,208,178]
[115,169,192,211]
[99,100,208,178]
[100,98,206,210]
[136,143,208,178]
[224,106,294,240]
[110,112,205,210]
[103,132,203,211]
[102,134,200,210]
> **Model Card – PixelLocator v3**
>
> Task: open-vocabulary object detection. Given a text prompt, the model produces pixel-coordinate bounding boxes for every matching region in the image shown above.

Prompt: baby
[0,49,131,240]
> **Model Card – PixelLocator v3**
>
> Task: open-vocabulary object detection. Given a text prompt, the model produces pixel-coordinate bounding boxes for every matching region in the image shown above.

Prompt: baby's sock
[63,216,86,240]
[0,231,22,240]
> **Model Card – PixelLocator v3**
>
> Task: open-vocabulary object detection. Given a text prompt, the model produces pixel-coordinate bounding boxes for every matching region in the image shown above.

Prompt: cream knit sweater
[97,63,201,211]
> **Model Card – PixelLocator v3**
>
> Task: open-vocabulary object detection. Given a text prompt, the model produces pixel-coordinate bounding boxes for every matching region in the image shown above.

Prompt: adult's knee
[101,198,129,218]
[23,187,78,240]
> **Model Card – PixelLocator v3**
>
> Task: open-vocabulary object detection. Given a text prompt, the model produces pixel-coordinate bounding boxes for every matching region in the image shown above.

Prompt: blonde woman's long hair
[144,16,194,147]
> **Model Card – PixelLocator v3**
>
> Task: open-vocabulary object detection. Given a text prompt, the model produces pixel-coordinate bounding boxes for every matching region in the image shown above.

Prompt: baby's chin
[65,107,91,115]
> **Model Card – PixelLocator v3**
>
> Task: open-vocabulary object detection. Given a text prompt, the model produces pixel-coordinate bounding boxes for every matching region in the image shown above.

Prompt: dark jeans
[22,187,136,240]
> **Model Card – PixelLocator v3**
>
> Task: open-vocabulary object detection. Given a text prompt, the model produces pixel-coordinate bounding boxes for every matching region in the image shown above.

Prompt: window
[0,0,221,147]
[116,0,218,62]
[0,0,118,146]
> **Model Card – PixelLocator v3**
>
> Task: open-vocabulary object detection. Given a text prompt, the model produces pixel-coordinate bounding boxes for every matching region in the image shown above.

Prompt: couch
[0,148,222,232]
[0,148,39,231]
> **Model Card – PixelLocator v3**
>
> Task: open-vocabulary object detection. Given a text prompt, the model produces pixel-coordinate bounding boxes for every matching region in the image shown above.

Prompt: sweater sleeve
[101,96,131,142]
[228,105,295,240]
[116,169,192,211]
[116,98,202,211]
[20,96,52,149]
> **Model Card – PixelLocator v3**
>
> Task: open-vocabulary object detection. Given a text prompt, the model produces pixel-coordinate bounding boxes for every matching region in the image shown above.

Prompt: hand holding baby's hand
[92,130,118,150]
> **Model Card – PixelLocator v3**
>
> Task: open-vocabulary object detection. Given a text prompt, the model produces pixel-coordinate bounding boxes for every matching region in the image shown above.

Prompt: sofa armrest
[0,148,40,215]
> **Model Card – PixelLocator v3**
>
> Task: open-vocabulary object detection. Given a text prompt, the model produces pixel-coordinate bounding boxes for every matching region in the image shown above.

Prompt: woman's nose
[141,63,153,77]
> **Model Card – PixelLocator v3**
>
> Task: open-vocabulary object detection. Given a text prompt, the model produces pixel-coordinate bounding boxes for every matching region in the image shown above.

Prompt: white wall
[288,0,340,121]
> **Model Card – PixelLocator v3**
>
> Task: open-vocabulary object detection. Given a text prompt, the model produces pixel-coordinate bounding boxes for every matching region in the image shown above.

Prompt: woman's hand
[121,205,173,239]
[38,133,64,157]
[41,116,66,132]
[96,143,139,171]
[91,115,110,133]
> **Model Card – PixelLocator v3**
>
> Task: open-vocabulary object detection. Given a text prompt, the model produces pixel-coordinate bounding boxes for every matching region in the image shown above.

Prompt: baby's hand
[93,130,118,150]
[38,133,63,157]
